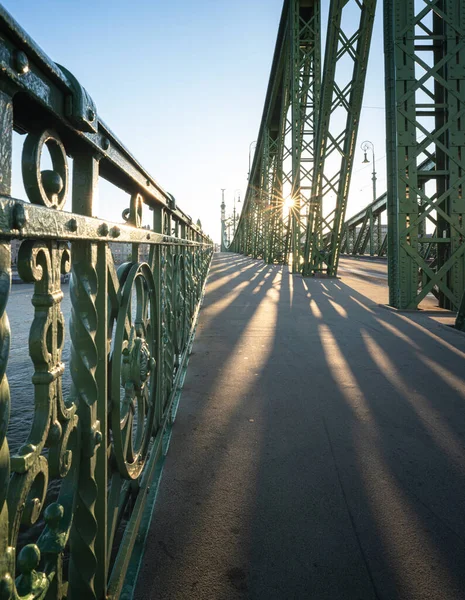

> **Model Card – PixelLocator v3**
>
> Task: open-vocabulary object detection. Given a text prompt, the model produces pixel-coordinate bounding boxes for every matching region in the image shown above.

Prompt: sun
[284,196,295,209]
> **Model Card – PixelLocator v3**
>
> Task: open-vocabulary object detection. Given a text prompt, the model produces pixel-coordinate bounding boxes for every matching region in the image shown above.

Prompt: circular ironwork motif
[22,129,68,210]
[110,262,157,480]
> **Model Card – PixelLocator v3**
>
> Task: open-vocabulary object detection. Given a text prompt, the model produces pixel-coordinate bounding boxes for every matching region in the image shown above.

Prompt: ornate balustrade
[0,7,213,600]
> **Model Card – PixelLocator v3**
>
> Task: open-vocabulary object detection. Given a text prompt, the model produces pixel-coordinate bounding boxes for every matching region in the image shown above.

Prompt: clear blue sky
[3,0,386,241]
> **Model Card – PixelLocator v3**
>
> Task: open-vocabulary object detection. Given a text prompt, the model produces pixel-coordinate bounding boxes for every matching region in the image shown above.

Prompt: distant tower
[220,188,226,252]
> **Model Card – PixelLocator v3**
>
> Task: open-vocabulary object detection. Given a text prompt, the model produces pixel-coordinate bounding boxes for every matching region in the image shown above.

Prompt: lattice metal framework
[232,0,465,310]
[302,0,377,275]
[338,157,434,257]
[230,0,321,271]
[232,0,377,278]
[385,0,465,309]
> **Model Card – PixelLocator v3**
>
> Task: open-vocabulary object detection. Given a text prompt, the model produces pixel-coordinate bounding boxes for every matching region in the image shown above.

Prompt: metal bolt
[87,108,95,122]
[146,233,150,240]
[102,137,110,151]
[13,203,28,229]
[110,226,120,238]
[98,223,109,236]
[146,179,150,186]
[14,50,29,75]
[67,218,78,233]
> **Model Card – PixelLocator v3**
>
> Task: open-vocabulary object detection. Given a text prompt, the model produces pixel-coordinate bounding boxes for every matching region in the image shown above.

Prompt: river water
[7,283,72,455]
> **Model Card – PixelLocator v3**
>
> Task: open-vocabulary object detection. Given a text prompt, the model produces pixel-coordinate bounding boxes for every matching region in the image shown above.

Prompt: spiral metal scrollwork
[161,248,175,408]
[173,253,187,359]
[68,242,99,599]
[3,239,78,600]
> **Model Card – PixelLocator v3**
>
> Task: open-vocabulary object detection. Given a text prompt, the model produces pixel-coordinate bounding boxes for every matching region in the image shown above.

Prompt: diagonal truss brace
[302,0,377,277]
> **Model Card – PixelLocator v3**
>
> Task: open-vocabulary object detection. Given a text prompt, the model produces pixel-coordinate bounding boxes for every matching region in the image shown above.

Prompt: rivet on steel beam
[14,50,29,75]
[146,179,150,186]
[98,223,109,236]
[13,203,28,229]
[67,218,78,232]
[102,137,110,151]
[87,108,95,122]
[146,233,150,240]
[110,226,120,238]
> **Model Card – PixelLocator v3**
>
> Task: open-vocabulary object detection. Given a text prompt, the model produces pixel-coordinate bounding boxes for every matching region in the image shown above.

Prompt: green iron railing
[0,6,213,600]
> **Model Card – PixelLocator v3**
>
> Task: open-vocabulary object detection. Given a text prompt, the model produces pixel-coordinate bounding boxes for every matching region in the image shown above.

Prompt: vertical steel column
[384,0,465,309]
[288,0,321,272]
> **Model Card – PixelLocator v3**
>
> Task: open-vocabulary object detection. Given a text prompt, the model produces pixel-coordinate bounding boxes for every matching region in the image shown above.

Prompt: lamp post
[224,217,233,245]
[248,141,257,180]
[220,188,226,251]
[361,140,377,256]
[233,189,241,236]
[361,140,377,204]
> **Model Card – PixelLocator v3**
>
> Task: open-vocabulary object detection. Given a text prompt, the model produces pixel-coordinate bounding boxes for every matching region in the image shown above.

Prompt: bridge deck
[136,253,465,600]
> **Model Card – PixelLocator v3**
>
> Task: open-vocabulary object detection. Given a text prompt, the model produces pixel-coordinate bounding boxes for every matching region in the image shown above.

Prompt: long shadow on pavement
[135,253,465,600]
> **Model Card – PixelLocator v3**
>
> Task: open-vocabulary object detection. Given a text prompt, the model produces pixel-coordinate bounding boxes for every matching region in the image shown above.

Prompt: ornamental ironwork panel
[0,6,212,600]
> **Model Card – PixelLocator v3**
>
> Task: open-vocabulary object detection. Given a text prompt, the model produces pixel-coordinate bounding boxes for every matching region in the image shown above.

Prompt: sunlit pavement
[136,252,465,600]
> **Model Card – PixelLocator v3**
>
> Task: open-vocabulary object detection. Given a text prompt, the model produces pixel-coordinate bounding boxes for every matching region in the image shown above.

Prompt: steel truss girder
[285,0,321,271]
[385,0,465,309]
[231,0,320,267]
[302,0,377,276]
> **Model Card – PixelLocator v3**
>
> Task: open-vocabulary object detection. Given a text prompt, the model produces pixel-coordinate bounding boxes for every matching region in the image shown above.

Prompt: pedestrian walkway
[136,253,465,600]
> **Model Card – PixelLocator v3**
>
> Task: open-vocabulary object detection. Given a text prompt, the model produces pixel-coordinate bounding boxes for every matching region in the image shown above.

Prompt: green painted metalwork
[302,0,377,276]
[231,0,376,279]
[338,158,434,257]
[455,287,465,331]
[384,0,465,309]
[230,0,465,313]
[230,0,320,271]
[0,7,212,600]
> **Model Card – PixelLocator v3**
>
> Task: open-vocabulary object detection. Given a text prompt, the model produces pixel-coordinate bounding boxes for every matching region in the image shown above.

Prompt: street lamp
[361,140,377,204]
[220,188,226,250]
[361,141,378,256]
[248,141,257,180]
[233,189,241,236]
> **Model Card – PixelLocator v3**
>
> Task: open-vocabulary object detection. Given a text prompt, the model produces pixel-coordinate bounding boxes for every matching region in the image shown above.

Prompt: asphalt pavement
[135,253,465,600]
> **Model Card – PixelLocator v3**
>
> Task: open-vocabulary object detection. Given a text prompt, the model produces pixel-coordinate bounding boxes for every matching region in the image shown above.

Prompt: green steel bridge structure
[1,0,465,598]
[228,0,465,314]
